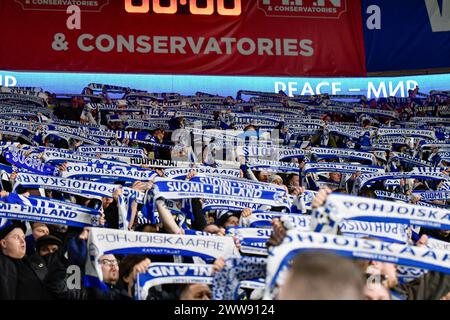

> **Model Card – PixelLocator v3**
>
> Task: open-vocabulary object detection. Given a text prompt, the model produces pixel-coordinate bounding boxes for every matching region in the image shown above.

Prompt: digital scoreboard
[125,0,242,16]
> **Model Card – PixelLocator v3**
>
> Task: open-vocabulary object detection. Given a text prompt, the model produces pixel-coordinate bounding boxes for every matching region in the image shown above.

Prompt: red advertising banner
[0,0,366,76]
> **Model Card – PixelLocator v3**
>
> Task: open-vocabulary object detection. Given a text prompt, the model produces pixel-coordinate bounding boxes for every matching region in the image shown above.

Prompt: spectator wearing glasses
[99,254,120,287]
[47,229,151,300]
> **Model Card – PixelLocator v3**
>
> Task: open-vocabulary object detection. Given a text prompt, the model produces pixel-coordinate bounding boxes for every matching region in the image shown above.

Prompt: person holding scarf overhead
[1,83,450,301]
[267,188,450,300]
[45,227,152,300]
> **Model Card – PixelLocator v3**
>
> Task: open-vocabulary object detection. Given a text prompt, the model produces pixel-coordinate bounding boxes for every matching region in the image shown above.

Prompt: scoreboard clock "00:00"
[125,0,242,16]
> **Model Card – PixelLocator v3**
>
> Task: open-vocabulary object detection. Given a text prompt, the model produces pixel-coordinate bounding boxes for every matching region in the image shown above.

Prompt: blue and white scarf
[185,96,225,104]
[412,166,449,174]
[93,102,142,113]
[77,146,146,158]
[0,120,33,134]
[88,83,138,93]
[135,263,214,300]
[303,162,384,174]
[43,151,128,167]
[13,172,117,199]
[227,227,272,256]
[339,220,409,244]
[84,129,151,142]
[132,139,174,150]
[153,176,290,208]
[277,147,309,161]
[285,119,325,127]
[85,227,239,286]
[438,151,450,162]
[60,163,157,182]
[310,147,376,163]
[212,256,267,300]
[384,179,401,188]
[288,127,320,137]
[326,125,365,140]
[246,159,300,174]
[1,86,46,98]
[3,148,59,176]
[237,90,281,99]
[374,190,411,202]
[12,171,144,204]
[389,153,434,167]
[49,118,102,129]
[239,209,408,244]
[377,128,436,140]
[372,136,410,146]
[363,144,391,151]
[187,128,241,144]
[234,112,283,122]
[427,237,450,252]
[175,111,215,121]
[0,199,100,228]
[411,117,450,124]
[202,199,266,212]
[163,167,241,179]
[125,120,170,131]
[419,142,450,150]
[125,158,190,168]
[0,125,35,143]
[12,172,144,230]
[0,93,46,107]
[0,111,43,120]
[240,146,280,160]
[305,105,352,115]
[312,194,450,234]
[0,163,13,177]
[0,119,40,130]
[256,105,304,115]
[240,213,310,229]
[234,118,280,127]
[353,107,398,119]
[396,265,428,284]
[265,230,450,299]
[42,123,103,136]
[43,129,106,146]
[412,190,450,201]
[190,175,286,192]
[353,172,450,193]
[290,191,317,213]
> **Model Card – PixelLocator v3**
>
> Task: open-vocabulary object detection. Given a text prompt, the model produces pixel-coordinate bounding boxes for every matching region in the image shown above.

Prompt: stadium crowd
[0,84,449,300]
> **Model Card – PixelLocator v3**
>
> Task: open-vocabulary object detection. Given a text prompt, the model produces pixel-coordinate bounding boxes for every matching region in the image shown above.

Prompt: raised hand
[241,208,252,218]
[311,187,332,209]
[212,257,225,274]
[266,218,287,248]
